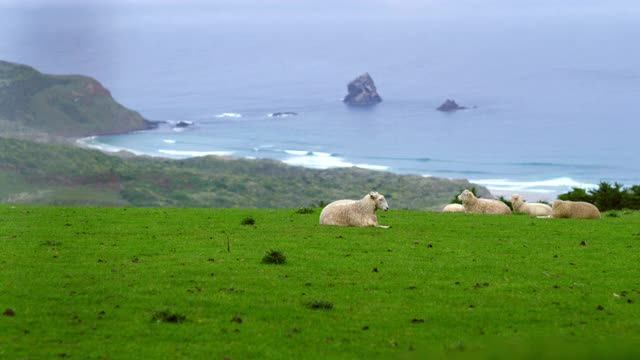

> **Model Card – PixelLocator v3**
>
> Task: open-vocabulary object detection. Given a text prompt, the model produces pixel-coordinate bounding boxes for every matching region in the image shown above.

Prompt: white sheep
[551,200,601,219]
[442,204,465,213]
[319,191,390,228]
[510,194,552,216]
[458,189,511,215]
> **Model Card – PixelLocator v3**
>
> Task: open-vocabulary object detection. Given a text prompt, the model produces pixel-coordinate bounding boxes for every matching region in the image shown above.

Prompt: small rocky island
[343,73,382,106]
[269,112,298,117]
[436,99,467,112]
[174,121,193,128]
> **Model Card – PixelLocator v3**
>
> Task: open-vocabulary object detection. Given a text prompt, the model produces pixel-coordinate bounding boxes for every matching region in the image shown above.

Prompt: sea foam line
[76,137,145,155]
[283,151,389,171]
[215,112,242,118]
[158,149,234,157]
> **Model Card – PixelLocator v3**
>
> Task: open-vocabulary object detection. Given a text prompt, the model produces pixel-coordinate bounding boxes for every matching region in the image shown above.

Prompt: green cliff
[0,60,155,138]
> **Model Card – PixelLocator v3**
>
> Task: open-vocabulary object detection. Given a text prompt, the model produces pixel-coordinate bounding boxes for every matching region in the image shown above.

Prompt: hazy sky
[1,0,639,18]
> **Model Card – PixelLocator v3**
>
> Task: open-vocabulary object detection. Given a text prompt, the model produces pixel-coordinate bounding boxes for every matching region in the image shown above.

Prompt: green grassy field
[1,205,639,359]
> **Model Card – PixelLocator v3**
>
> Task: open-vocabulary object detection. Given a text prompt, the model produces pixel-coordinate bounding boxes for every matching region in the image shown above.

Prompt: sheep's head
[511,194,521,203]
[369,191,389,211]
[457,189,475,203]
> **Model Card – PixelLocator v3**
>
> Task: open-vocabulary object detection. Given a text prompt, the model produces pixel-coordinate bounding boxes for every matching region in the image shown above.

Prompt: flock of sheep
[319,190,601,228]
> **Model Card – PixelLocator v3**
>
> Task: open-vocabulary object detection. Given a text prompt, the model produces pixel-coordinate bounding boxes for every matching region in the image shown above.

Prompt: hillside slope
[0,60,155,138]
[0,137,490,209]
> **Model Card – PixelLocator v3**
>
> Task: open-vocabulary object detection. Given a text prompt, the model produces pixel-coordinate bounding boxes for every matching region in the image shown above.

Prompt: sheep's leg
[376,224,390,229]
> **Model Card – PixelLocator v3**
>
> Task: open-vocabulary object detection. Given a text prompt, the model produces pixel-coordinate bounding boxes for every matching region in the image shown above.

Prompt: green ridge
[0,137,488,209]
[0,60,153,137]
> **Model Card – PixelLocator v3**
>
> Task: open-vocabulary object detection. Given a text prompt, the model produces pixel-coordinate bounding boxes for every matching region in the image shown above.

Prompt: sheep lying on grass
[510,194,552,216]
[551,200,601,219]
[442,204,465,213]
[458,189,511,215]
[319,191,390,228]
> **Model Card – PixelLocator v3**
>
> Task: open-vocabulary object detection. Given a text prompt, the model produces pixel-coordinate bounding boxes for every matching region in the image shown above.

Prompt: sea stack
[343,73,382,106]
[436,99,467,112]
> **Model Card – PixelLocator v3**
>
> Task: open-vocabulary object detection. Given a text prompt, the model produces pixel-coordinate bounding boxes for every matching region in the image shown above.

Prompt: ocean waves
[281,149,389,171]
[158,149,234,157]
[470,177,598,193]
[214,112,242,118]
[80,133,616,201]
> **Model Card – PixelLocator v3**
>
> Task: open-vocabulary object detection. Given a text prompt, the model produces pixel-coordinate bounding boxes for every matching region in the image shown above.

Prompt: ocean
[2,1,640,200]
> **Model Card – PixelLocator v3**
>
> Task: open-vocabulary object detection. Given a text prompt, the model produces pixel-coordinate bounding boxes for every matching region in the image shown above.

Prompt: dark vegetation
[559,182,640,211]
[152,310,186,324]
[0,137,489,209]
[240,217,256,226]
[261,249,287,265]
[304,299,334,310]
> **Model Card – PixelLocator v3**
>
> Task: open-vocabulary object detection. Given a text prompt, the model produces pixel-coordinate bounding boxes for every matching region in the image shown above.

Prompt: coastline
[76,130,570,204]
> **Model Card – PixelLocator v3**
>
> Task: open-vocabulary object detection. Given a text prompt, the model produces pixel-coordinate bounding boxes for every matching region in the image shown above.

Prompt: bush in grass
[624,185,640,209]
[559,187,592,203]
[240,217,255,225]
[262,249,286,264]
[305,299,333,310]
[591,182,625,211]
[152,310,186,323]
[296,207,314,214]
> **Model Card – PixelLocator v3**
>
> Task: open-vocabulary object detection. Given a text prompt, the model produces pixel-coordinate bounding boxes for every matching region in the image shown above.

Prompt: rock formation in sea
[174,121,193,128]
[436,99,468,112]
[269,112,298,117]
[343,73,382,106]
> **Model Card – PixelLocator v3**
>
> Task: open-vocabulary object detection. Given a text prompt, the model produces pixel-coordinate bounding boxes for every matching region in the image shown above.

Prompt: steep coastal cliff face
[343,73,382,106]
[0,60,155,138]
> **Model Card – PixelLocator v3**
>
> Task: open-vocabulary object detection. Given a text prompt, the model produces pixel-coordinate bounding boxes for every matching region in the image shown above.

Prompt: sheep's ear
[369,192,377,199]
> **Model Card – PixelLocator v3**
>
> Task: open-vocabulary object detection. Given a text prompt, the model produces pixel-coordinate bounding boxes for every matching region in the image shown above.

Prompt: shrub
[305,299,333,310]
[559,187,592,203]
[262,249,286,264]
[295,207,314,214]
[240,217,255,225]
[498,196,512,209]
[558,182,640,211]
[152,310,186,323]
[590,182,625,211]
[623,185,640,209]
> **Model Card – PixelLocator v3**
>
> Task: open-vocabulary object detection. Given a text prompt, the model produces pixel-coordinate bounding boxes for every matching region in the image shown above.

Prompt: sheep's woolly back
[442,204,465,213]
[511,194,552,216]
[459,189,511,215]
[551,200,601,219]
[319,192,388,227]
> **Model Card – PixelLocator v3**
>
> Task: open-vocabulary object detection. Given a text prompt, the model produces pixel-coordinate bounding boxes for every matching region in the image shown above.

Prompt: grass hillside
[1,205,639,359]
[0,60,154,138]
[0,137,489,210]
